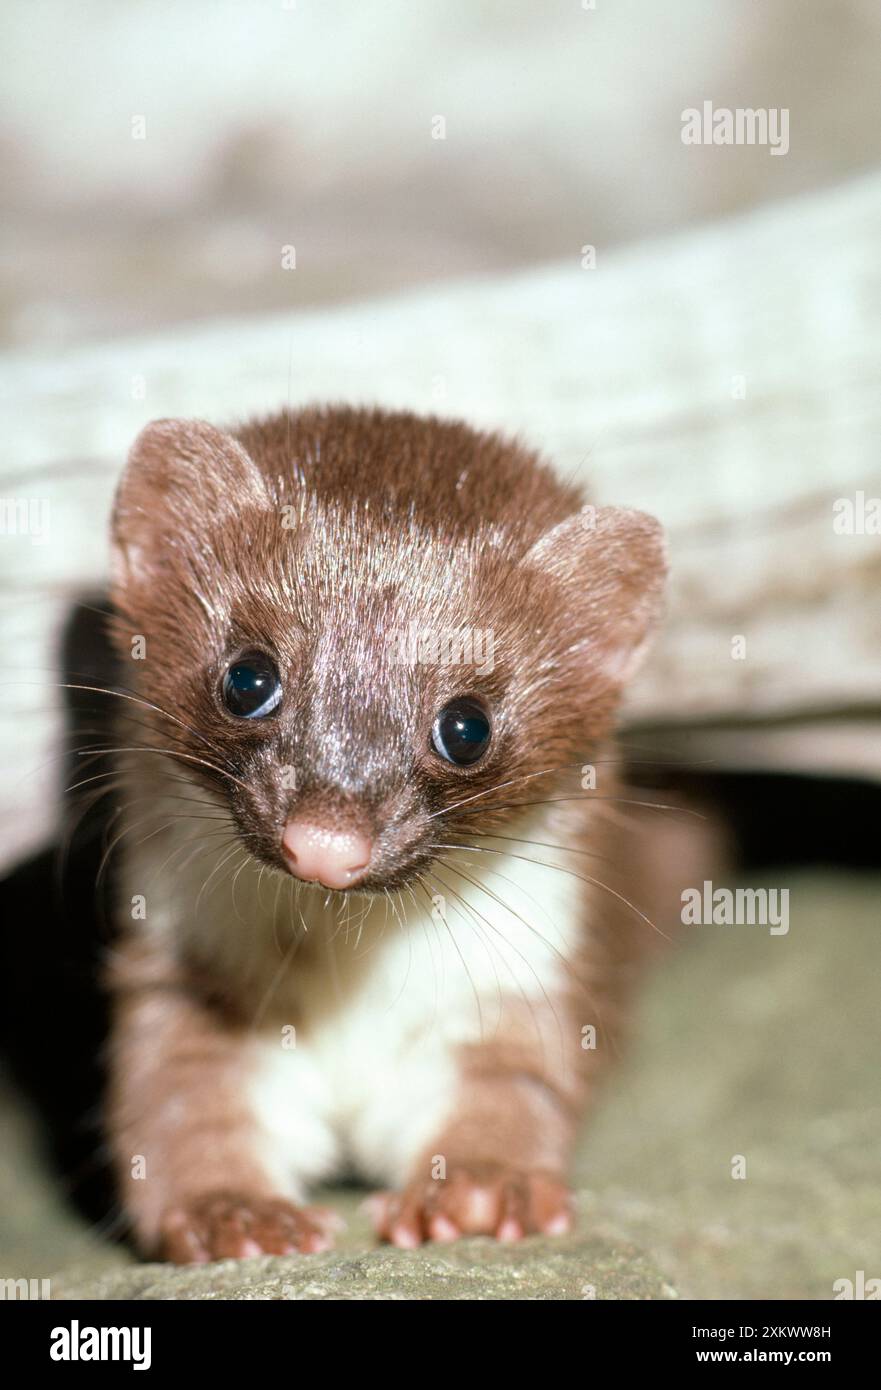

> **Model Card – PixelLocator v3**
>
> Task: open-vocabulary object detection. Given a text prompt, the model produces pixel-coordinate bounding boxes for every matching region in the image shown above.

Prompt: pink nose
[281,820,372,889]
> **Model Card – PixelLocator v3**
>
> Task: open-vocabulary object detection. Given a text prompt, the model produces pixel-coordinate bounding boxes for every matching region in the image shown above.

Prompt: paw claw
[429,1214,460,1243]
[157,1192,338,1264]
[543,1211,573,1236]
[497,1219,524,1243]
[372,1167,572,1247]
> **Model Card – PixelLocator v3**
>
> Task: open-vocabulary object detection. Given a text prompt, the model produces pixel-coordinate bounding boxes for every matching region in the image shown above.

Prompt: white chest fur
[124,807,587,1195]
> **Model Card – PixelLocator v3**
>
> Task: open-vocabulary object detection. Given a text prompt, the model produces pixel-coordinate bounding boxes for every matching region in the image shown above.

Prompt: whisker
[380,886,416,1007]
[427,757,594,821]
[251,929,303,1031]
[74,745,251,794]
[152,829,240,887]
[445,829,613,864]
[93,802,232,893]
[424,870,509,1041]
[419,870,485,1039]
[53,681,227,760]
[230,852,255,928]
[5,675,223,760]
[449,793,706,820]
[404,878,441,1027]
[441,839,671,944]
[195,842,248,915]
[425,867,555,1050]
[447,856,624,1064]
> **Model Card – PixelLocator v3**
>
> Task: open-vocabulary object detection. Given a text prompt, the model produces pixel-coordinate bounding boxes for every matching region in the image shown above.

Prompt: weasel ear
[524,504,667,686]
[111,418,266,593]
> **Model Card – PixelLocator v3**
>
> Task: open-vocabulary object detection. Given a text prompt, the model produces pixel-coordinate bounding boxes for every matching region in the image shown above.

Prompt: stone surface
[47,1226,673,1302]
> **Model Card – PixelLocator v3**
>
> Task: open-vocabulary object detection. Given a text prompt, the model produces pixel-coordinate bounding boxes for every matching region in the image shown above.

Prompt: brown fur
[105,405,668,1257]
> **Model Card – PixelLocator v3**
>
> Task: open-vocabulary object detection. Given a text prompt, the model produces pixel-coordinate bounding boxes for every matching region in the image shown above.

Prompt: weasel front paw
[157,1192,339,1263]
[369,1165,573,1248]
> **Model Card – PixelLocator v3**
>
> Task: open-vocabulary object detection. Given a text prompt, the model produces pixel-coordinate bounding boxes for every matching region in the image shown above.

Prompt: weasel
[105,405,667,1261]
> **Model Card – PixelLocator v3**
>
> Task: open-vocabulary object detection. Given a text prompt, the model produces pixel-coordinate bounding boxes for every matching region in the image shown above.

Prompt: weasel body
[107,406,666,1259]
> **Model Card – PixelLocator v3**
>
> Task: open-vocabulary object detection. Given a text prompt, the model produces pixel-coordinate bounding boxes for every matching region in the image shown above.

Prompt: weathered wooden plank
[2,174,880,870]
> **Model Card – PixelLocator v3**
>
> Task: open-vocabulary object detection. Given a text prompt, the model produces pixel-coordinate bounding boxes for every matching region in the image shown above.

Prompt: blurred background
[0,0,879,1301]
[3,0,881,346]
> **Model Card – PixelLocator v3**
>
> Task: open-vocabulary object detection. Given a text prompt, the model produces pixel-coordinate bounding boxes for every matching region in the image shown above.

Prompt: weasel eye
[431,697,491,766]
[222,652,282,719]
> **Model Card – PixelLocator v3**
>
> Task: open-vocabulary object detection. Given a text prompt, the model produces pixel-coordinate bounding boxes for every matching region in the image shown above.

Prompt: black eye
[431,697,492,766]
[221,652,282,719]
